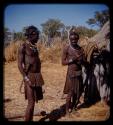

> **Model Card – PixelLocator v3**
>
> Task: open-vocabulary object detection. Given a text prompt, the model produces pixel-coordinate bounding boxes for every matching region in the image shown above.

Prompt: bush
[4,38,66,64]
[4,40,24,63]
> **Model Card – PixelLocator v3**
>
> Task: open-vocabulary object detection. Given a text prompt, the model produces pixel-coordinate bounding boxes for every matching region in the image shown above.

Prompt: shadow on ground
[39,104,66,121]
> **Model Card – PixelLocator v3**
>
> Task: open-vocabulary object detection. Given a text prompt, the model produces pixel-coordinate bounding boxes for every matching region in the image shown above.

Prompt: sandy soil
[4,61,110,121]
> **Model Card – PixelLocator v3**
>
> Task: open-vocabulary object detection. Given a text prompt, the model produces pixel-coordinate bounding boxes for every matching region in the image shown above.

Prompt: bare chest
[68,46,82,58]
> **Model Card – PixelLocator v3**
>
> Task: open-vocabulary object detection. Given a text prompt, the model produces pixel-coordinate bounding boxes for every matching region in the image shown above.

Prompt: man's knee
[28,99,35,109]
[66,93,72,102]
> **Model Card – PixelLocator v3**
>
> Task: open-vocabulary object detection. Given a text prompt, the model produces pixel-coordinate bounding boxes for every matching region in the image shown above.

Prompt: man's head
[25,25,39,43]
[69,28,79,47]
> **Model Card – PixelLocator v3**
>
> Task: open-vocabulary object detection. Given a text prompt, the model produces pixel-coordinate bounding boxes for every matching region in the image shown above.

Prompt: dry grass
[4,41,24,62]
[4,38,66,63]
[4,61,110,121]
[4,37,87,64]
[38,39,65,63]
[4,37,110,121]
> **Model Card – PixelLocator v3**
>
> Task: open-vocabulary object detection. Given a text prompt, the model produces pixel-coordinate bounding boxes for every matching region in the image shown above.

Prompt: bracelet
[24,76,29,81]
[69,59,73,63]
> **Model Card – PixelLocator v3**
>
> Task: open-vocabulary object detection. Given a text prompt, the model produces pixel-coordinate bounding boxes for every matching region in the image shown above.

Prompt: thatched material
[79,21,110,63]
[89,21,110,44]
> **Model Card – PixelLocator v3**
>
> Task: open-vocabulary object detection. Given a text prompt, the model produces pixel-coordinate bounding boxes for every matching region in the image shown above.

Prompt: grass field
[4,61,110,121]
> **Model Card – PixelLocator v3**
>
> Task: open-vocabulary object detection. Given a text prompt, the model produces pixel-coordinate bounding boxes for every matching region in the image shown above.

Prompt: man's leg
[66,92,72,114]
[71,93,77,110]
[25,85,35,121]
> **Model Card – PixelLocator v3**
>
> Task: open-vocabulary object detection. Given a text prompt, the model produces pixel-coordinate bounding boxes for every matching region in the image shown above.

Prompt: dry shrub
[78,36,89,47]
[4,38,66,64]
[38,37,65,63]
[4,41,24,63]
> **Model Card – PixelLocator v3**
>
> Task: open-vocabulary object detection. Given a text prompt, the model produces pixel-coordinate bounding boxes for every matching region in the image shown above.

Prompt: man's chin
[32,40,38,43]
[72,43,77,46]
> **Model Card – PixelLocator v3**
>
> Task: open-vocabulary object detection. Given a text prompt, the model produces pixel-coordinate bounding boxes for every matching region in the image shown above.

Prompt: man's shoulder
[77,44,84,51]
[18,42,26,52]
[80,46,84,52]
[78,45,85,54]
[63,43,70,50]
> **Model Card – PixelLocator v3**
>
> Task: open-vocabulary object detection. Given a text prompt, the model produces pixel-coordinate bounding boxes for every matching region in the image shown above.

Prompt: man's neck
[27,41,37,47]
[31,41,36,45]
[71,44,78,49]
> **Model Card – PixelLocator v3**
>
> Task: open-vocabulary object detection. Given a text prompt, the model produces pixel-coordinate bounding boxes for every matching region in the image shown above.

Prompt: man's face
[69,33,79,46]
[28,29,39,43]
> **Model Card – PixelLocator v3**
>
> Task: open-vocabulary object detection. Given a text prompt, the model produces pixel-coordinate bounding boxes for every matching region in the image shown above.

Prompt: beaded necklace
[69,39,79,51]
[26,41,38,52]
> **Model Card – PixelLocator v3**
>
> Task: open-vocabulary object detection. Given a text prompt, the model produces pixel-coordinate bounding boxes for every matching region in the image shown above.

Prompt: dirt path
[4,61,110,121]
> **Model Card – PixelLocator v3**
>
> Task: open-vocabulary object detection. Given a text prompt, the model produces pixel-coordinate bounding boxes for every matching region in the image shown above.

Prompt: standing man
[18,26,44,121]
[62,28,85,115]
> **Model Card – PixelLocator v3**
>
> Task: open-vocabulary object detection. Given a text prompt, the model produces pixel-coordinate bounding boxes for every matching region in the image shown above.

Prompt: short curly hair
[25,25,39,37]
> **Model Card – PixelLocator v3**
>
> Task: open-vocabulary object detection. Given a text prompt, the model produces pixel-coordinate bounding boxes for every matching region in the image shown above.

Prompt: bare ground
[4,61,110,121]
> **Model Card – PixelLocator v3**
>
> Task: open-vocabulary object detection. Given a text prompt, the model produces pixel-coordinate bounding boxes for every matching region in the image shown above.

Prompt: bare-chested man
[18,26,44,121]
[62,28,85,115]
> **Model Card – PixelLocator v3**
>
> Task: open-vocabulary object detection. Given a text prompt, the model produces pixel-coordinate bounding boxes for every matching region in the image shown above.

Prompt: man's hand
[24,76,32,86]
[68,59,73,63]
[68,57,76,64]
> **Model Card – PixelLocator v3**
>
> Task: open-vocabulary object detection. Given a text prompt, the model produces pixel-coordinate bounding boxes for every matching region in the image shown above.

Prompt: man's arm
[71,48,86,65]
[18,45,26,77]
[18,45,32,85]
[62,45,70,65]
[62,45,80,65]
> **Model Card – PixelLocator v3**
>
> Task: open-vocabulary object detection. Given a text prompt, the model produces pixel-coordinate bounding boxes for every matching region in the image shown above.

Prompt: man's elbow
[62,61,67,65]
[62,62,65,65]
